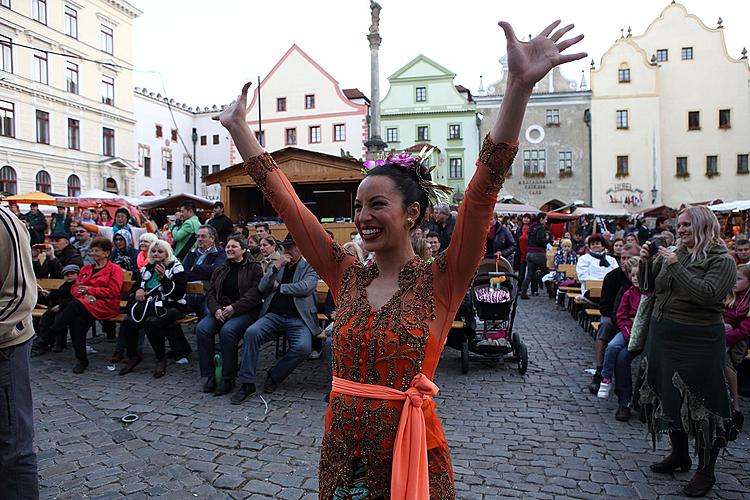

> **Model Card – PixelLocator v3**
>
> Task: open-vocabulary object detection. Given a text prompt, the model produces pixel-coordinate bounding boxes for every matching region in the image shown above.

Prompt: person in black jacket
[24,202,48,236]
[33,264,80,354]
[492,217,517,261]
[206,201,234,247]
[196,235,263,396]
[182,225,227,317]
[521,214,551,299]
[588,243,640,394]
[33,232,84,279]
[20,216,44,246]
[119,240,187,378]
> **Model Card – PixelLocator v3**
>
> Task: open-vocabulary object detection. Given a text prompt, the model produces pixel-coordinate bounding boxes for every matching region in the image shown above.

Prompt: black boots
[683,447,719,497]
[650,431,692,473]
[588,372,603,395]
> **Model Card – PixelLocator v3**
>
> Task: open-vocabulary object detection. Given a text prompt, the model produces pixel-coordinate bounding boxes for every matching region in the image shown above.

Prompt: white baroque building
[0,0,142,197]
[133,89,229,200]
[590,2,750,209]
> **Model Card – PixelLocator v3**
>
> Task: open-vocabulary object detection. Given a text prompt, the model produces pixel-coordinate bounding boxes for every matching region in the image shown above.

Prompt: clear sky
[131,0,749,107]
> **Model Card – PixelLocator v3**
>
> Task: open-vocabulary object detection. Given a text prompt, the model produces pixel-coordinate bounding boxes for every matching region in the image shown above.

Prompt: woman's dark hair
[364,164,430,227]
[587,234,606,246]
[90,236,114,253]
[227,234,248,250]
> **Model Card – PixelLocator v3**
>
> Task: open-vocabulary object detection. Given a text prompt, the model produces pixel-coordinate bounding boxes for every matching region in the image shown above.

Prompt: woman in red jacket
[725,263,749,430]
[49,237,124,373]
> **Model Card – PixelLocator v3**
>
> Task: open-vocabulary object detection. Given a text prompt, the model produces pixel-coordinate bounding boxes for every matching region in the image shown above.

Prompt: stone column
[364,1,387,158]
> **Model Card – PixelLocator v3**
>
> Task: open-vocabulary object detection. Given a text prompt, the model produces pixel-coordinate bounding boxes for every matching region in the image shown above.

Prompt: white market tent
[57,188,144,206]
[707,200,750,212]
[493,202,541,215]
[571,207,632,217]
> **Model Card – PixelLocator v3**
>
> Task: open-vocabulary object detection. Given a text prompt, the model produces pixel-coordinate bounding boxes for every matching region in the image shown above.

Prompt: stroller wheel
[461,337,469,374]
[517,343,528,375]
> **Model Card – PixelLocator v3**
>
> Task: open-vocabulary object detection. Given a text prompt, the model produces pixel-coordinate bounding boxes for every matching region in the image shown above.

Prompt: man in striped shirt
[0,205,39,498]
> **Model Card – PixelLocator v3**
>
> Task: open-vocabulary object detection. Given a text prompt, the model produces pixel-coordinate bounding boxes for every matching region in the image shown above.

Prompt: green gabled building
[380,55,480,196]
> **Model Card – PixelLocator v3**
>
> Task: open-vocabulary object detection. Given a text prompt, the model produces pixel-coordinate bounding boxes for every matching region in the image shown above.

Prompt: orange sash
[331,373,439,500]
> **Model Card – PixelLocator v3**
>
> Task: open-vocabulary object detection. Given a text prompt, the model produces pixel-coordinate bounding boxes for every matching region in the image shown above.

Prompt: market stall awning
[139,192,215,210]
[493,202,540,215]
[4,191,58,205]
[57,188,143,207]
[572,207,632,217]
[708,200,750,212]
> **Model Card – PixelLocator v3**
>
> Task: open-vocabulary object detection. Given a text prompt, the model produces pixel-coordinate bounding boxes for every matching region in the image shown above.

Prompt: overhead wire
[5,40,212,175]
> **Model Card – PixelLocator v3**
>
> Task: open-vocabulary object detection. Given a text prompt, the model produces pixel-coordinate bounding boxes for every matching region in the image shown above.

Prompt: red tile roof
[343,88,368,100]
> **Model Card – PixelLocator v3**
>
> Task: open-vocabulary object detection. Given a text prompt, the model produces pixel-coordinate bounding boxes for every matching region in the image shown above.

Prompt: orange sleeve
[244,152,354,299]
[432,135,518,325]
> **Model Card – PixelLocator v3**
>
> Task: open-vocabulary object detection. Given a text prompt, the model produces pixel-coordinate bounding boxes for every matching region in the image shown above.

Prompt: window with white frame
[386,127,398,142]
[35,110,49,144]
[616,110,628,129]
[67,118,79,150]
[285,128,297,145]
[0,165,17,195]
[0,0,10,9]
[0,35,12,73]
[676,156,688,176]
[211,164,219,174]
[33,50,48,84]
[706,155,718,176]
[522,149,546,175]
[304,94,315,109]
[616,155,629,176]
[101,75,114,105]
[66,61,78,93]
[309,125,321,143]
[0,100,14,137]
[254,130,265,147]
[35,170,51,193]
[448,124,461,139]
[103,127,115,156]
[138,144,149,169]
[184,155,191,183]
[681,47,693,60]
[32,0,47,24]
[67,174,80,197]
[449,158,463,179]
[558,151,573,173]
[64,5,78,38]
[546,109,560,125]
[738,154,749,175]
[417,126,429,141]
[656,49,668,62]
[100,25,113,54]
[333,124,345,142]
[618,68,630,83]
[415,87,427,102]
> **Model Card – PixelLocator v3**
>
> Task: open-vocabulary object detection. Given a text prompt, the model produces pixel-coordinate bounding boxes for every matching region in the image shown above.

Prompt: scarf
[588,251,611,268]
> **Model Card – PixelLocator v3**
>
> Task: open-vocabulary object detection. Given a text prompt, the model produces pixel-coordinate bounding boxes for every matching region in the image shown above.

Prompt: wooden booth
[204,147,364,242]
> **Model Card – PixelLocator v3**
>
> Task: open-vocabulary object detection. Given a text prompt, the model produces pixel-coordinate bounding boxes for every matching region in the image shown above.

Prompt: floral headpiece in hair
[362,146,453,205]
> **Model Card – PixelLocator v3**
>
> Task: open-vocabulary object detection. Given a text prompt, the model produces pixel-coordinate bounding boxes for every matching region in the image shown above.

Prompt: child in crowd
[33,264,80,354]
[724,263,749,432]
[553,238,578,283]
[597,257,642,421]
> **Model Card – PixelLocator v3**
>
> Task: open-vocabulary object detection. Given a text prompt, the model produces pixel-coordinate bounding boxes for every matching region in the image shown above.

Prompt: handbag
[128,293,168,323]
[628,294,654,352]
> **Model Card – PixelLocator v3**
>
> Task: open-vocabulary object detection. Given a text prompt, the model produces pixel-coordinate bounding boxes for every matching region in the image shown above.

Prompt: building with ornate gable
[590,2,749,209]
[380,54,480,196]
[475,57,592,210]
[231,44,370,166]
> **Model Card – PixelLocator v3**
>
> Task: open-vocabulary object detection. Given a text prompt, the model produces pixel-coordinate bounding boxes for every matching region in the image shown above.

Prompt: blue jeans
[602,332,636,406]
[185,293,208,318]
[196,313,256,380]
[238,313,312,385]
[0,339,39,498]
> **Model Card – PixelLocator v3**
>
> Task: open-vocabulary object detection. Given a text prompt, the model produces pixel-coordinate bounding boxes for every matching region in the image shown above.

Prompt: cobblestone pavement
[32,296,749,499]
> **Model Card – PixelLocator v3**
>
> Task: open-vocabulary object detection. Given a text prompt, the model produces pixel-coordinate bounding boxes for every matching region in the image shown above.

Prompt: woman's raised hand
[499,20,586,89]
[213,81,253,130]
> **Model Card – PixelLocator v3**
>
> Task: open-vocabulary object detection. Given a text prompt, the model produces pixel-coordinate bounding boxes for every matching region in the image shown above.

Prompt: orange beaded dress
[243,135,517,499]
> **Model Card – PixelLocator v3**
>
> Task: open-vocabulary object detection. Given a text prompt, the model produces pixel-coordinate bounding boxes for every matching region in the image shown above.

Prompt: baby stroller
[447,257,528,374]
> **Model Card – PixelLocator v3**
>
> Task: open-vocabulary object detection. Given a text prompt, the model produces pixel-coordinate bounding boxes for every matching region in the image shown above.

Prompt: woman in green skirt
[638,206,736,497]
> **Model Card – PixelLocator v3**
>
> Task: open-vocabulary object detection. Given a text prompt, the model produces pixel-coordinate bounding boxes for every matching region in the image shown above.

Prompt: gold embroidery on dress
[332,240,346,263]
[243,152,277,199]
[477,134,518,195]
[320,257,439,498]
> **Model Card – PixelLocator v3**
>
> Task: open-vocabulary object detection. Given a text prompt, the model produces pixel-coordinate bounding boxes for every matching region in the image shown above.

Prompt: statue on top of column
[369,1,381,34]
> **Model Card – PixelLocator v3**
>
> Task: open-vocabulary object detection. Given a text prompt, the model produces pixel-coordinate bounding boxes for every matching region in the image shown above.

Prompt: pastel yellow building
[590,2,749,209]
[0,0,141,197]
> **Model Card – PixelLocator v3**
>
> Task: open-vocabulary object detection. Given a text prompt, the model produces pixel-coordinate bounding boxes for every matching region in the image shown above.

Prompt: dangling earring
[406,217,414,229]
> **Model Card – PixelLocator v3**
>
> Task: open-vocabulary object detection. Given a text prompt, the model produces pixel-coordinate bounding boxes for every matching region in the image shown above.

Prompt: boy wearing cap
[33,264,80,355]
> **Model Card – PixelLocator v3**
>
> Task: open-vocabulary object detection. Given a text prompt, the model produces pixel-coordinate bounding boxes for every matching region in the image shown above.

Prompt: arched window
[67,174,81,197]
[36,170,52,193]
[0,165,17,195]
[104,177,118,194]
